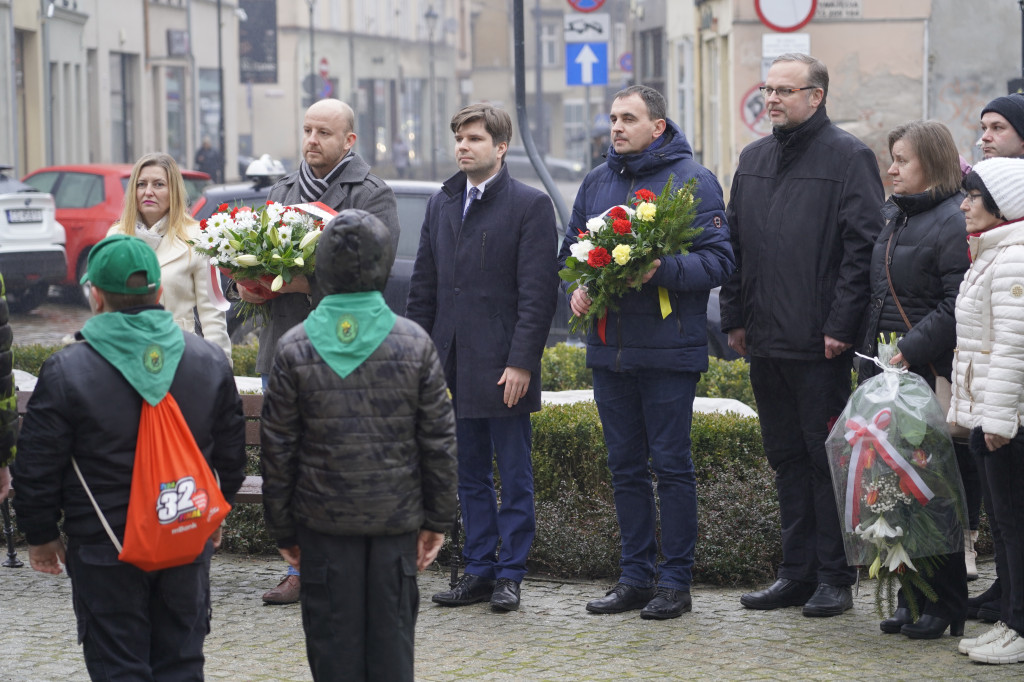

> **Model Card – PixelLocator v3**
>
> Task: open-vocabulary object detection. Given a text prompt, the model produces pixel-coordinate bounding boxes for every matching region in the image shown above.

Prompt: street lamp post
[306,0,317,105]
[216,0,226,182]
[425,6,439,181]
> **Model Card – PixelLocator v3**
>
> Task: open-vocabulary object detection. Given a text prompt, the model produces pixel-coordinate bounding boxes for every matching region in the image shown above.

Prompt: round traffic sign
[754,0,817,33]
[567,0,605,13]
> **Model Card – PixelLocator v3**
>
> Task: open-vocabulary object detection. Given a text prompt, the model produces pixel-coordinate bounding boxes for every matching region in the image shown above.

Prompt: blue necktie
[463,186,479,219]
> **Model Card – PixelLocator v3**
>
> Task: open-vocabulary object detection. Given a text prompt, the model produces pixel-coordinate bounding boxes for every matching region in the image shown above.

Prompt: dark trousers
[750,356,857,586]
[896,550,968,620]
[456,413,535,582]
[971,429,1024,634]
[65,539,212,682]
[593,367,699,591]
[297,527,419,682]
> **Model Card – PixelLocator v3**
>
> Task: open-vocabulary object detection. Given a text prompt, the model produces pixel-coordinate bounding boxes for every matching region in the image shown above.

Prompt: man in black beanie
[980,93,1024,159]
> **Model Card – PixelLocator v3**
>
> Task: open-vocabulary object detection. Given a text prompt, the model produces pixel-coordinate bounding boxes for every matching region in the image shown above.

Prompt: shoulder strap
[884,230,940,379]
[71,456,124,553]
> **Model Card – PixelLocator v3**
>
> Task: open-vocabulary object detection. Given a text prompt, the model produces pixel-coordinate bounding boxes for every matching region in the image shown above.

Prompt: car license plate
[6,208,43,223]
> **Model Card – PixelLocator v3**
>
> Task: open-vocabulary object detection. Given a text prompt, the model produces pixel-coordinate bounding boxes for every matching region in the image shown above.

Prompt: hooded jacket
[950,219,1024,438]
[860,191,969,382]
[556,119,734,372]
[261,212,457,545]
[720,108,884,359]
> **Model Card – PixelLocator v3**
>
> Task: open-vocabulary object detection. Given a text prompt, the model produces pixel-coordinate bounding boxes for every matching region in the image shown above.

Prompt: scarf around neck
[134,215,168,250]
[298,153,352,203]
[303,291,396,379]
[81,309,186,406]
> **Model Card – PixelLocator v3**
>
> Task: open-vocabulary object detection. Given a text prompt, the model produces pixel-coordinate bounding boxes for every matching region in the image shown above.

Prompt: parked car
[192,172,577,347]
[504,147,586,182]
[0,165,67,312]
[21,163,210,299]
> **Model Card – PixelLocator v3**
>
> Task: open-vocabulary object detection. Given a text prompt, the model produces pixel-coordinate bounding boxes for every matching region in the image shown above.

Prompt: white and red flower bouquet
[192,201,335,321]
[558,178,702,338]
[825,333,968,617]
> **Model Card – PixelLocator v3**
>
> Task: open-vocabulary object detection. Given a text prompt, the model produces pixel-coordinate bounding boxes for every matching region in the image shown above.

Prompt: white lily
[883,542,917,573]
[234,254,259,267]
[293,256,304,267]
[299,230,321,250]
[854,516,903,543]
[270,274,285,292]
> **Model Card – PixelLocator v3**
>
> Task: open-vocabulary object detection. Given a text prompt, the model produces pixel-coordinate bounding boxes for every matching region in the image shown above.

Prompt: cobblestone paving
[1,552,1020,680]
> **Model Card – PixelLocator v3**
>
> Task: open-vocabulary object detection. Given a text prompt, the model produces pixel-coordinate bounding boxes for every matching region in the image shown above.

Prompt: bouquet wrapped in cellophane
[825,334,967,617]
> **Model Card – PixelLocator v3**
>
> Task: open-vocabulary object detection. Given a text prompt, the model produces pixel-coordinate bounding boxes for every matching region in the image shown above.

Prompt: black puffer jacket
[260,317,458,546]
[860,191,969,382]
[0,276,16,468]
[13,323,246,546]
[720,108,885,359]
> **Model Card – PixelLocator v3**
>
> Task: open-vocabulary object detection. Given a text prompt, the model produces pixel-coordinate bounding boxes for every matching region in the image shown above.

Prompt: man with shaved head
[237,98,400,605]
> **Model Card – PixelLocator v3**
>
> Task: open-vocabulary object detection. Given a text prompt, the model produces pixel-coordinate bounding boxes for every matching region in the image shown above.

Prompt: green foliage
[530,401,609,502]
[690,412,765,480]
[530,483,621,578]
[540,342,591,391]
[232,342,259,377]
[13,344,63,377]
[696,357,755,409]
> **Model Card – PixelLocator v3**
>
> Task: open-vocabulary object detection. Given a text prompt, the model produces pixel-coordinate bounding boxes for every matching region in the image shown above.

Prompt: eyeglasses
[964,192,984,204]
[758,85,817,98]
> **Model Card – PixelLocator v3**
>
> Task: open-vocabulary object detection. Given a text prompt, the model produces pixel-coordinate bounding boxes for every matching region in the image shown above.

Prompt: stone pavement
[1,551,1019,681]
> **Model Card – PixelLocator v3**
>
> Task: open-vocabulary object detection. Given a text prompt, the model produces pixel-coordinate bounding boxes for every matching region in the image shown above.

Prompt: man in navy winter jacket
[557,85,734,619]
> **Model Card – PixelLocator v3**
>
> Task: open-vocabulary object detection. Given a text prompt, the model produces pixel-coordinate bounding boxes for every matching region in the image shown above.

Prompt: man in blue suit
[407,103,558,611]
[559,85,734,620]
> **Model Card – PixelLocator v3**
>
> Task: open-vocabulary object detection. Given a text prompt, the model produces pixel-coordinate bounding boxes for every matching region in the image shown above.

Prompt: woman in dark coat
[860,120,973,638]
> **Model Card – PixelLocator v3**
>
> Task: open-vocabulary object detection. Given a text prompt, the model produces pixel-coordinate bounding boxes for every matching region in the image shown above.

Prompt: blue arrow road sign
[566,42,607,86]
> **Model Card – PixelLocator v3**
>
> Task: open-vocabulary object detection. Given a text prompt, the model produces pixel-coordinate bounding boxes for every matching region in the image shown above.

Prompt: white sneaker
[968,627,1024,664]
[959,621,1009,655]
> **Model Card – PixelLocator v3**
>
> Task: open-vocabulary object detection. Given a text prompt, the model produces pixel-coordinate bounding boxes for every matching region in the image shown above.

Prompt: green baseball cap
[80,235,161,295]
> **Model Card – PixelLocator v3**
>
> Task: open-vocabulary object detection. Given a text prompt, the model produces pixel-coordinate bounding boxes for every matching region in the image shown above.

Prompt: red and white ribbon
[843,408,935,531]
[207,264,230,312]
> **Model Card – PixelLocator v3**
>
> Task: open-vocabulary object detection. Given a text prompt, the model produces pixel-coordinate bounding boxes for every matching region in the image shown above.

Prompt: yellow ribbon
[658,286,671,319]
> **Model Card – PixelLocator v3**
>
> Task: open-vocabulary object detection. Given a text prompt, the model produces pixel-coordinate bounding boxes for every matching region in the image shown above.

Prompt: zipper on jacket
[615,315,623,370]
[480,232,487,269]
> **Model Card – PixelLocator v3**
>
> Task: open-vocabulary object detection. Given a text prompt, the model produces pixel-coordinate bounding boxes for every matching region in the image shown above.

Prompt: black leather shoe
[640,588,692,620]
[880,607,914,634]
[976,599,1001,623]
[901,613,965,639]
[740,579,817,610]
[431,574,495,606]
[802,583,853,617]
[967,578,1001,612]
[586,583,656,614]
[490,578,521,612]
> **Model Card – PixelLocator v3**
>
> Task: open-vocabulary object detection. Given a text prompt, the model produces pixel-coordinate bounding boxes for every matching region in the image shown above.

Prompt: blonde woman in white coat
[107,152,231,359]
[950,157,1024,665]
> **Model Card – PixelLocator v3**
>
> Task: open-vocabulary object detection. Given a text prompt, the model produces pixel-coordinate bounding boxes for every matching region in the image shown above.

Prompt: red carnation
[634,189,656,202]
[587,247,611,268]
[608,206,628,220]
[612,218,632,234]
[200,219,208,230]
[217,203,229,212]
[266,200,274,205]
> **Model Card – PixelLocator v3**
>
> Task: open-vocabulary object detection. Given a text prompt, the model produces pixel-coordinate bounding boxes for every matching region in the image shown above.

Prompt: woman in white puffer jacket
[950,156,1024,665]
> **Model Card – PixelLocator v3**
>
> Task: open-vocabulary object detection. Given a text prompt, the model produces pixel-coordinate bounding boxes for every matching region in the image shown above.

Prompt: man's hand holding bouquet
[558,177,702,339]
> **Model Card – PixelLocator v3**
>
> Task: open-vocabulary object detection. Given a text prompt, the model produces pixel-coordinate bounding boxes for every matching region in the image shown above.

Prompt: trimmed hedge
[13,342,261,378]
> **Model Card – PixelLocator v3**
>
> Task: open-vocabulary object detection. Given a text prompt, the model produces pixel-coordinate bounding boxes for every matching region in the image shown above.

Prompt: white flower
[233,211,256,230]
[293,256,304,267]
[235,254,259,266]
[209,256,220,266]
[299,229,321,250]
[586,217,606,233]
[270,274,285,291]
[569,239,595,261]
[883,542,917,573]
[854,516,903,544]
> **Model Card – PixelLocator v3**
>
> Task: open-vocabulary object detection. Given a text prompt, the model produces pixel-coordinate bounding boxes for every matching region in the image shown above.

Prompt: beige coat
[106,221,231,360]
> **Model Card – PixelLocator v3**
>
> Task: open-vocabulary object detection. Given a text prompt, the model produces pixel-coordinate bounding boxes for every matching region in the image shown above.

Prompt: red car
[21,164,210,297]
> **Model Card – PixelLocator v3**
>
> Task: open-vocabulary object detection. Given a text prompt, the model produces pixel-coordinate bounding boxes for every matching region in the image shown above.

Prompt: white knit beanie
[972,157,1024,221]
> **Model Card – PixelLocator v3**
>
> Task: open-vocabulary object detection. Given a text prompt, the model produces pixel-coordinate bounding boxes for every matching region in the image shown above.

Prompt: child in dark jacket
[260,209,458,682]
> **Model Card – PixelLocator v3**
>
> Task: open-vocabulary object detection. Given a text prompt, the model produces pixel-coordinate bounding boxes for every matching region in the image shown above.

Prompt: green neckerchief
[304,291,396,379]
[80,309,186,406]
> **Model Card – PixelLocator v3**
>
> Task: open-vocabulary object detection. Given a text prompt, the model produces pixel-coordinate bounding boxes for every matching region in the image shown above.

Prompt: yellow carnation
[635,202,657,221]
[612,244,632,266]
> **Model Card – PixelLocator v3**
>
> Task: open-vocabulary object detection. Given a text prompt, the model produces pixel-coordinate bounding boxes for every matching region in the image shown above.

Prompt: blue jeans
[593,367,699,591]
[456,414,535,582]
